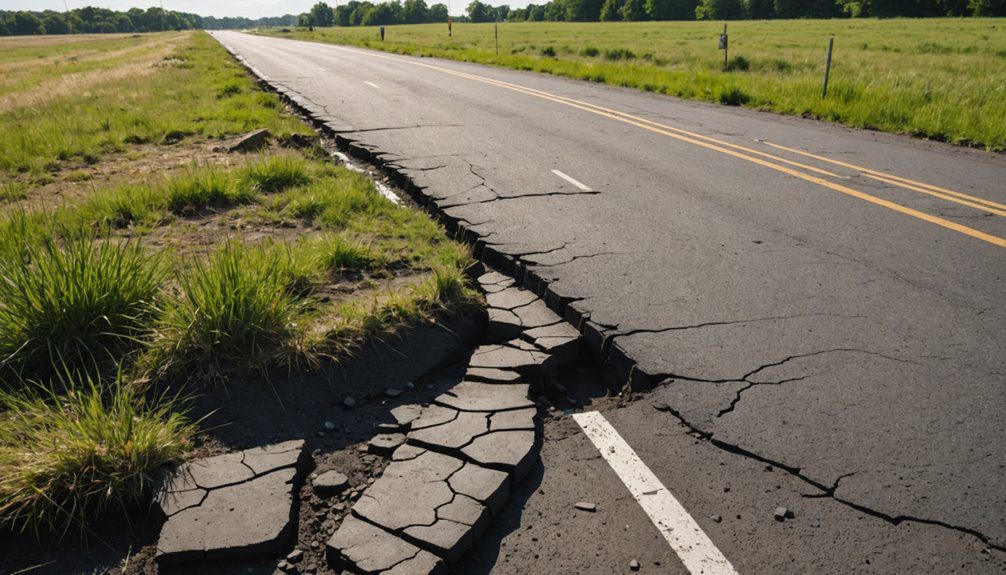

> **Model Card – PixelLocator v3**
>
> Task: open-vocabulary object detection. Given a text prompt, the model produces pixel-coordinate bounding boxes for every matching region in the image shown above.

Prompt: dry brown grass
[0,36,185,114]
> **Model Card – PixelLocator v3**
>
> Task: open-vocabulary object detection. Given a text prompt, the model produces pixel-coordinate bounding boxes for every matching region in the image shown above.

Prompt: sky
[0,0,523,18]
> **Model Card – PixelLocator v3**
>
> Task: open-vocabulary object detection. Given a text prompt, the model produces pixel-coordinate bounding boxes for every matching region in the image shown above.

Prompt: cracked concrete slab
[468,343,552,379]
[327,515,446,575]
[462,430,538,480]
[434,381,534,412]
[154,440,308,564]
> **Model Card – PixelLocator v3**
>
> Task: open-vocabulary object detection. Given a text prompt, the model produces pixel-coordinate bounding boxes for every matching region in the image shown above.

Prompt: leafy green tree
[429,2,449,20]
[363,2,402,24]
[600,0,626,19]
[311,2,335,26]
[543,0,568,19]
[773,0,837,17]
[565,0,604,19]
[41,13,69,34]
[527,4,548,18]
[496,4,512,19]
[620,0,650,19]
[0,15,9,36]
[402,0,429,22]
[11,12,44,35]
[646,0,699,19]
[746,0,775,17]
[467,0,495,21]
[695,0,744,18]
[968,0,1006,13]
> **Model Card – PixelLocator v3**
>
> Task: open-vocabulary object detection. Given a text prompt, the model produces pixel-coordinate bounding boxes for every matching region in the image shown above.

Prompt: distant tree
[0,15,9,36]
[41,13,70,34]
[527,4,548,19]
[544,0,569,19]
[429,2,449,20]
[600,0,626,19]
[745,0,774,17]
[938,0,970,14]
[311,2,335,26]
[297,12,314,26]
[968,0,1006,14]
[11,12,44,35]
[467,0,495,21]
[496,4,512,19]
[565,0,604,20]
[773,0,837,17]
[620,0,650,19]
[696,0,744,18]
[402,0,429,22]
[362,2,402,25]
[647,0,699,19]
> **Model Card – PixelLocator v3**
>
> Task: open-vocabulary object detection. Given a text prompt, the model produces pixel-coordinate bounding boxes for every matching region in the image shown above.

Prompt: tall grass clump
[0,373,195,535]
[75,183,169,230]
[153,242,312,378]
[240,156,311,194]
[166,167,254,215]
[319,235,374,271]
[0,224,164,381]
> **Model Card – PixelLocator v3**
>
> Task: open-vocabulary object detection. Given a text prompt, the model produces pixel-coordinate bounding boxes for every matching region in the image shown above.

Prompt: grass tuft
[0,223,164,381]
[152,242,312,379]
[240,155,311,194]
[0,372,195,536]
[166,166,255,215]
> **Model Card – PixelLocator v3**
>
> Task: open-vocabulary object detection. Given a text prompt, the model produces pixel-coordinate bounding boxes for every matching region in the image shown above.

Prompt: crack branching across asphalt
[226,54,1002,559]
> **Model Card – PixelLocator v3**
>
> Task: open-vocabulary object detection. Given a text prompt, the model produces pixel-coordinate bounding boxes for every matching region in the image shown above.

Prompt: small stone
[323,421,336,431]
[343,397,357,409]
[277,560,292,572]
[711,515,722,523]
[229,128,271,152]
[286,549,304,563]
[630,558,641,571]
[385,388,405,398]
[368,433,406,456]
[405,382,415,389]
[313,471,350,497]
[574,501,597,512]
[652,401,672,412]
[773,506,792,522]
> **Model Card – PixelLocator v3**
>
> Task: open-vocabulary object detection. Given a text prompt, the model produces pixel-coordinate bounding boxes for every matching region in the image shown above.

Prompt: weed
[319,235,374,271]
[0,372,195,536]
[580,46,600,57]
[603,48,636,60]
[75,183,168,229]
[718,86,750,106]
[541,46,556,57]
[725,55,750,71]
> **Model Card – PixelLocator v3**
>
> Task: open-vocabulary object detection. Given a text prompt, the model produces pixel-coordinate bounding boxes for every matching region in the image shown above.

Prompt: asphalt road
[213,31,1005,573]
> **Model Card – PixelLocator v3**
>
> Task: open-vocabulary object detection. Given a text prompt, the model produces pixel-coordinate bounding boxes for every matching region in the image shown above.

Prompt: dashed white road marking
[551,169,593,192]
[572,411,739,575]
[364,81,381,90]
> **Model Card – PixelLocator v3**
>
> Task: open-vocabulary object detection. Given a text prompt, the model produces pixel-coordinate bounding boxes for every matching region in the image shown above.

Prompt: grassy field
[260,19,1006,151]
[0,31,477,535]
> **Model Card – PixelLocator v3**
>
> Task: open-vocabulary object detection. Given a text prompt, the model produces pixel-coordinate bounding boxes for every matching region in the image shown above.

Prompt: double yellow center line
[333,45,1006,250]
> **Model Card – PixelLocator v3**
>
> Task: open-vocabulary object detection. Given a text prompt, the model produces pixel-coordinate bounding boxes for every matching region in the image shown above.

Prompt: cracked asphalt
[214,31,1005,573]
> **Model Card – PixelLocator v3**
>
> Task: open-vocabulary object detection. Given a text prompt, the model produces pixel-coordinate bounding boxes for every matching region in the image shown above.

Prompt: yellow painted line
[864,172,1006,218]
[763,141,1006,212]
[328,46,1006,249]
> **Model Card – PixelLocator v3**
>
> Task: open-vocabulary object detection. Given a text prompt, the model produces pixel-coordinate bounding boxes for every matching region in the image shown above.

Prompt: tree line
[0,7,302,37]
[1,0,1001,37]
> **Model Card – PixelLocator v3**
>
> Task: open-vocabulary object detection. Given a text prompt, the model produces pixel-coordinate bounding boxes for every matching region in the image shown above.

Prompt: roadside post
[822,36,834,98]
[380,25,385,41]
[495,19,499,56]
[448,17,452,37]
[719,24,728,69]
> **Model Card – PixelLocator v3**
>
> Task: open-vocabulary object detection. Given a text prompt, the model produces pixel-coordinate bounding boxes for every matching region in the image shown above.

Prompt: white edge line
[572,411,739,575]
[364,81,381,90]
[551,169,593,192]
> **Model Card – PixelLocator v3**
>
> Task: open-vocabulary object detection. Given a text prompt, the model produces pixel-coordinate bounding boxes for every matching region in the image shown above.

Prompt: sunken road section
[326,270,580,573]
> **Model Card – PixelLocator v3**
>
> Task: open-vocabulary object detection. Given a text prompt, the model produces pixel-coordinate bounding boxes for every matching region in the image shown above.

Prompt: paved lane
[213,30,1005,571]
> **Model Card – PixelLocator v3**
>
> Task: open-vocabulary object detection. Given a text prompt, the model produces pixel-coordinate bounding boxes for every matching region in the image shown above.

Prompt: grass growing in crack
[0,220,164,383]
[0,372,195,536]
[74,183,170,230]
[152,242,314,380]
[240,155,311,194]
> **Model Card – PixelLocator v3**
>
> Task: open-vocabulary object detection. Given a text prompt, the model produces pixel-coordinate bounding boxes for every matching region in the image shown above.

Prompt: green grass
[0,218,165,381]
[0,29,480,536]
[151,241,314,380]
[0,372,195,536]
[259,19,1006,150]
[0,31,311,182]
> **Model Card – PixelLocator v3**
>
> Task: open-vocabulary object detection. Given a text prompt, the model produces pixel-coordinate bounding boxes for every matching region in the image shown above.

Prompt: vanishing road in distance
[215,31,1005,574]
